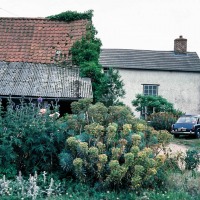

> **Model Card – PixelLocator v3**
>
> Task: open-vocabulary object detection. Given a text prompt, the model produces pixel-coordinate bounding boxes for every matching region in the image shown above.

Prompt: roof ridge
[0,17,46,20]
[101,48,197,54]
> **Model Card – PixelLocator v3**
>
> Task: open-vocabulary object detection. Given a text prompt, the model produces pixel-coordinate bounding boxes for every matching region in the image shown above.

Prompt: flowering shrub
[59,99,173,190]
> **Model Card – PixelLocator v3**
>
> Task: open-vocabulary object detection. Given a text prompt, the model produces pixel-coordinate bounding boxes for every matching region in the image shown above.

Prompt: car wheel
[195,129,200,139]
[174,134,179,138]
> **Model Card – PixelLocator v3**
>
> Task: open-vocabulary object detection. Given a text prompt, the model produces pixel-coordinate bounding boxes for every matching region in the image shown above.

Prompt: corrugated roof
[99,49,200,72]
[0,61,93,99]
[0,17,88,64]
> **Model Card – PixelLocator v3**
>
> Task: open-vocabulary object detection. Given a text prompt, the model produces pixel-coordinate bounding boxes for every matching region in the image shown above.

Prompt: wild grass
[172,136,200,150]
[0,170,200,200]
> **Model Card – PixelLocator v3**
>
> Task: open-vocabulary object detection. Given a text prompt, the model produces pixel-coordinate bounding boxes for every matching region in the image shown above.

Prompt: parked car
[171,114,200,138]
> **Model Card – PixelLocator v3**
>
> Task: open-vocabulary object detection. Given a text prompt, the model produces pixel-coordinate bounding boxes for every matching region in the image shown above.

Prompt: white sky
[1,0,200,56]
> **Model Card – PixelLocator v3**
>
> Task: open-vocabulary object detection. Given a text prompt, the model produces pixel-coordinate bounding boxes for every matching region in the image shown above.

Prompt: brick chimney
[174,35,187,54]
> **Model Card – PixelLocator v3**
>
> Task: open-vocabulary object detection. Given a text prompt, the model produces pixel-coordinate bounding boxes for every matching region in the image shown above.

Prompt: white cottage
[100,36,200,117]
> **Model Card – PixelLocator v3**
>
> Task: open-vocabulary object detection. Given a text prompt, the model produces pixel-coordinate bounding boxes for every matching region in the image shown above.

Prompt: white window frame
[142,84,159,96]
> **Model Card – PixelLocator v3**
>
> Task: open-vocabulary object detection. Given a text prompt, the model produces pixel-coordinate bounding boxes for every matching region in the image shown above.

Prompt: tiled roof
[0,17,88,64]
[0,61,92,99]
[100,49,200,72]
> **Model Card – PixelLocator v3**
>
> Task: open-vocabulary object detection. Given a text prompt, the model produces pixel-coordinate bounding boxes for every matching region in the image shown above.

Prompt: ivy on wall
[46,10,125,105]
[46,10,93,22]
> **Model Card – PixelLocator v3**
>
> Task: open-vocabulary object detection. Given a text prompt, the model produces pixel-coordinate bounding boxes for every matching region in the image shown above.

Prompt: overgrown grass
[1,170,200,200]
[173,136,200,150]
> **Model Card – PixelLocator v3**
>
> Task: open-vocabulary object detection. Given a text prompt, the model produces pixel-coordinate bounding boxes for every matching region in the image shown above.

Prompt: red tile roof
[0,17,88,64]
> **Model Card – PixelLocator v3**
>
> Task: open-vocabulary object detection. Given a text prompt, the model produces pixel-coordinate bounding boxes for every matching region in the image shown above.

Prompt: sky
[0,0,200,56]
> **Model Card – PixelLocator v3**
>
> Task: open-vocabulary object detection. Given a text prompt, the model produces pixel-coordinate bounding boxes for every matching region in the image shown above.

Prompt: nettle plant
[59,99,173,190]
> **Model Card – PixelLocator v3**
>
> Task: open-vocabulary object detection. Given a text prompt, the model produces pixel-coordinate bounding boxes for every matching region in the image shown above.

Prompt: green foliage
[59,99,173,190]
[46,10,93,22]
[132,94,175,114]
[132,94,182,119]
[48,10,126,106]
[47,10,110,104]
[166,171,200,198]
[100,68,125,107]
[1,161,199,200]
[185,149,200,170]
[68,10,125,105]
[149,112,181,131]
[0,100,66,177]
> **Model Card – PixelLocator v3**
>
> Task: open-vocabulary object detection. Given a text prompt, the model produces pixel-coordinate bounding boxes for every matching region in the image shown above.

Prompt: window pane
[143,85,158,96]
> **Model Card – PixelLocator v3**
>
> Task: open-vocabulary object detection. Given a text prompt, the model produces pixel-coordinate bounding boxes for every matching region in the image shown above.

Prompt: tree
[100,68,125,107]
[47,10,125,106]
[69,11,125,105]
[132,94,176,118]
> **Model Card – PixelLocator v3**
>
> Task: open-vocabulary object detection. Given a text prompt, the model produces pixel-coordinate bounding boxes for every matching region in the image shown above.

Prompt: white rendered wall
[118,69,200,117]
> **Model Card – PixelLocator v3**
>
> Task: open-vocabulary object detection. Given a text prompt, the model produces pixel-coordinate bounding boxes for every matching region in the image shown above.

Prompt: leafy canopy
[46,10,93,22]
[132,94,176,115]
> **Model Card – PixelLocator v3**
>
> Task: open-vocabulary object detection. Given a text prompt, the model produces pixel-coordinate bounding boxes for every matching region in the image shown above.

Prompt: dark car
[171,115,200,138]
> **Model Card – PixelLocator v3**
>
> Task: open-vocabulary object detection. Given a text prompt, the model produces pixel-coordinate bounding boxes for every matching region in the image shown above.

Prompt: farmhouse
[0,17,93,115]
[100,36,200,117]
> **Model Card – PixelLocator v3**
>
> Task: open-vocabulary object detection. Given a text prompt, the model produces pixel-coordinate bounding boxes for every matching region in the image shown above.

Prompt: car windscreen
[177,116,197,123]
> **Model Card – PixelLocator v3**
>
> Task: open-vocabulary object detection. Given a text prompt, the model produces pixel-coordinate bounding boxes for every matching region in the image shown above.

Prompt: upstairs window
[143,84,159,96]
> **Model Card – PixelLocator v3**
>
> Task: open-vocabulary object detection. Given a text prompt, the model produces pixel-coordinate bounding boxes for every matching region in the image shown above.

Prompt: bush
[0,99,67,177]
[185,149,200,170]
[59,99,173,190]
[149,112,181,131]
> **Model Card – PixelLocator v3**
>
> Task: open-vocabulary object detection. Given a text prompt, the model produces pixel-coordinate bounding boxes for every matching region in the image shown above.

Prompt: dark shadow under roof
[0,62,92,99]
[99,49,200,72]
